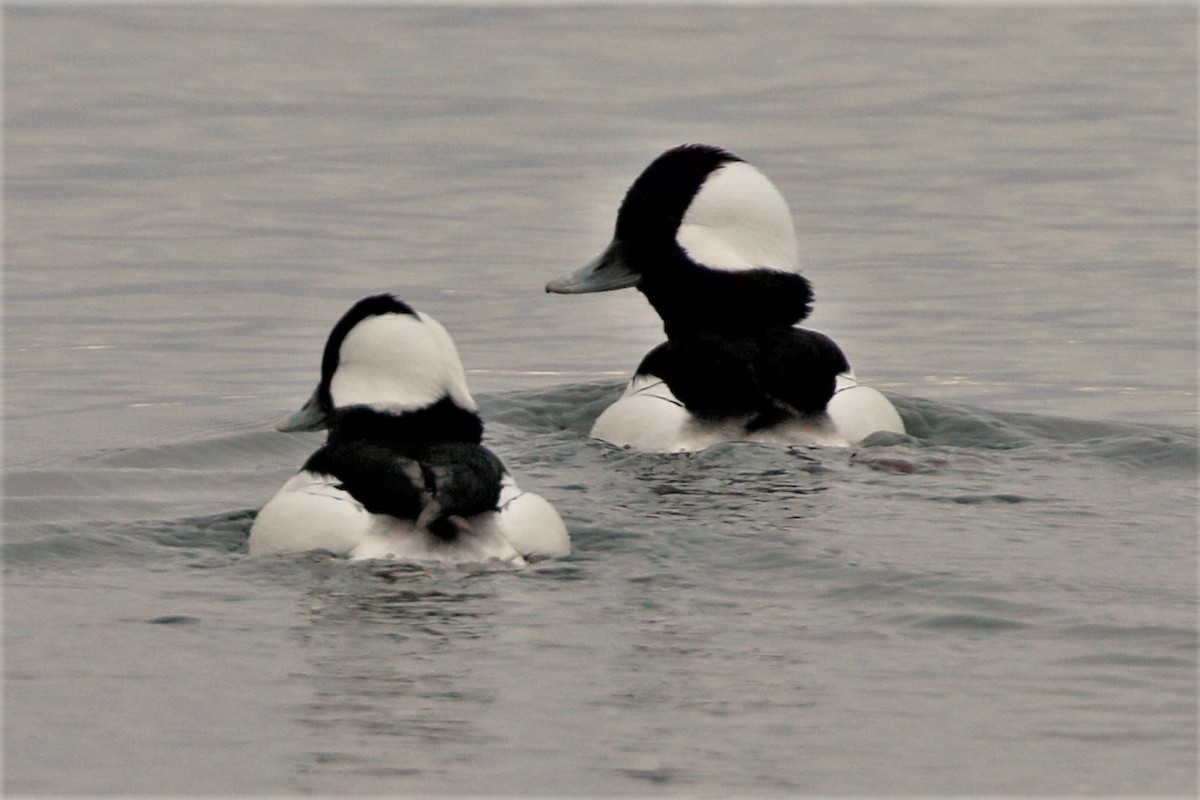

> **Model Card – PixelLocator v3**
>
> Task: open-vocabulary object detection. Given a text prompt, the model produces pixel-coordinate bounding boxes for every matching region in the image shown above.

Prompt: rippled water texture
[5,5,1197,796]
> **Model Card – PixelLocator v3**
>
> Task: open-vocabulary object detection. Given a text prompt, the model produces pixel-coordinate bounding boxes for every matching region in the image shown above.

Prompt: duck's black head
[547,144,814,337]
[275,293,483,443]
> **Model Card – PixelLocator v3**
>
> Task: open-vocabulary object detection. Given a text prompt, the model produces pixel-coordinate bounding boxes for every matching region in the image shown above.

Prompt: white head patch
[675,160,800,273]
[329,311,476,414]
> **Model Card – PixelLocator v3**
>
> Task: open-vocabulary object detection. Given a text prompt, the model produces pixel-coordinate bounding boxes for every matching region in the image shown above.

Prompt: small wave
[483,382,1196,474]
[898,394,1196,471]
[912,613,1029,631]
[90,426,314,469]
[2,509,255,568]
[480,380,622,436]
[1055,653,1195,669]
[934,493,1037,505]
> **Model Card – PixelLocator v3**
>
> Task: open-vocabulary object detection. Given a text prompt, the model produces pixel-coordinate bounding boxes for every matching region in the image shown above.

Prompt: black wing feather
[635,327,850,427]
[303,439,505,538]
[753,328,850,416]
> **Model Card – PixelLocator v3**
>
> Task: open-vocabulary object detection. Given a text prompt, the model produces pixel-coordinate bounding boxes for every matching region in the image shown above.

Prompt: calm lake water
[5,4,1197,796]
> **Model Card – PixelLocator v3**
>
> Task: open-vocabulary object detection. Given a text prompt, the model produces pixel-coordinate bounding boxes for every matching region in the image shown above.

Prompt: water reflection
[304,561,501,633]
[291,563,504,788]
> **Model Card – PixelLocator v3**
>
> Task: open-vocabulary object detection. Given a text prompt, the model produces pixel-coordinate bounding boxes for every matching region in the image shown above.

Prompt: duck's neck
[636,257,815,339]
[326,397,484,444]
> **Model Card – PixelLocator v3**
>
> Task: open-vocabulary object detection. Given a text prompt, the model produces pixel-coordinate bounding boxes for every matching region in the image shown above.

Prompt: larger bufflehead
[249,294,570,564]
[547,144,904,452]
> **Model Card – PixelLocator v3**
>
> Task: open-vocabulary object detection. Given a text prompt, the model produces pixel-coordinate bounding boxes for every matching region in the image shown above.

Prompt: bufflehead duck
[249,294,570,564]
[546,144,904,452]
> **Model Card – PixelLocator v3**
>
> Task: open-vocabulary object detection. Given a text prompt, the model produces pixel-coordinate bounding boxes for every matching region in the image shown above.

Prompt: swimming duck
[546,144,904,452]
[249,294,570,563]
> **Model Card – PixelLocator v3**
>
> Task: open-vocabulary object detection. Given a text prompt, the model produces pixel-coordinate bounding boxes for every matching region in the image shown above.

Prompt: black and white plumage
[547,144,904,451]
[249,294,570,563]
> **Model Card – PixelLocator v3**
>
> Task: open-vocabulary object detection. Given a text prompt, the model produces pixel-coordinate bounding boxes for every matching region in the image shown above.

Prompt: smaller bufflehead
[547,144,904,452]
[249,294,570,564]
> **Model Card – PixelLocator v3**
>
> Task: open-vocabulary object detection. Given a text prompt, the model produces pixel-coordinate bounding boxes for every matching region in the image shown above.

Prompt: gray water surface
[5,5,1197,796]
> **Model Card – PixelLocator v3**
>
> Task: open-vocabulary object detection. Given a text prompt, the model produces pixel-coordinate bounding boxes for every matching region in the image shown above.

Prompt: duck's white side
[825,375,906,445]
[250,474,569,563]
[592,373,902,452]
